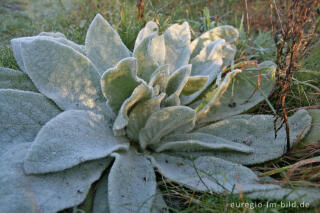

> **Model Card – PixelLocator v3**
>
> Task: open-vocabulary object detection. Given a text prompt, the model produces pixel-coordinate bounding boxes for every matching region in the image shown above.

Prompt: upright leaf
[135,21,159,50]
[133,33,165,82]
[85,14,131,74]
[181,40,236,105]
[126,93,166,141]
[197,61,276,123]
[101,57,143,114]
[113,83,153,136]
[190,25,239,58]
[164,22,191,73]
[20,37,106,112]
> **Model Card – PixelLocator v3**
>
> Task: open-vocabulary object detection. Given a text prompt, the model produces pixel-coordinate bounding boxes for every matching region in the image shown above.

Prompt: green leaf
[135,21,159,50]
[0,89,60,156]
[139,106,196,149]
[38,32,86,55]
[0,67,38,92]
[164,22,191,73]
[149,64,170,93]
[166,64,191,96]
[181,40,236,105]
[195,110,312,165]
[190,25,239,58]
[85,14,131,75]
[196,69,241,120]
[196,61,276,124]
[133,33,165,82]
[150,153,279,193]
[37,32,86,55]
[161,93,181,107]
[0,143,111,213]
[101,57,143,114]
[24,110,129,174]
[181,76,208,96]
[20,37,107,112]
[108,149,156,213]
[151,132,253,153]
[11,34,86,73]
[126,93,166,141]
[38,32,66,38]
[113,83,153,136]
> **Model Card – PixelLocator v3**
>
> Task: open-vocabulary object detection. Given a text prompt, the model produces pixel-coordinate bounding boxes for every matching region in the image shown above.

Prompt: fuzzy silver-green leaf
[85,14,131,74]
[24,110,129,174]
[0,89,60,156]
[20,37,106,112]
[108,149,156,213]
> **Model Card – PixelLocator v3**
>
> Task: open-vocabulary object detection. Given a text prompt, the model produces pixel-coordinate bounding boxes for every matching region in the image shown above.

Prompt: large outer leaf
[139,106,196,149]
[0,89,60,156]
[302,109,320,145]
[108,149,156,213]
[11,35,85,73]
[85,14,131,74]
[246,187,320,206]
[135,21,159,50]
[180,40,236,105]
[150,153,279,194]
[133,33,165,82]
[126,93,166,141]
[197,61,276,123]
[37,32,86,54]
[38,32,66,38]
[0,67,37,92]
[151,189,169,213]
[151,132,253,153]
[101,57,143,114]
[0,143,111,213]
[93,173,110,213]
[20,37,107,112]
[190,25,239,58]
[113,83,153,136]
[93,171,169,213]
[195,110,312,165]
[24,110,129,174]
[164,22,191,73]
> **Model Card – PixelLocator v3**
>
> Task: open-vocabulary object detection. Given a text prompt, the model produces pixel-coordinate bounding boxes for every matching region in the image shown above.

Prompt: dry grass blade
[286,157,320,180]
[136,0,146,26]
[242,71,261,104]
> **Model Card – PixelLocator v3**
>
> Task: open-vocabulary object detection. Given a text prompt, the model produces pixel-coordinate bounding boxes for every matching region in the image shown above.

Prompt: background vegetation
[0,0,319,212]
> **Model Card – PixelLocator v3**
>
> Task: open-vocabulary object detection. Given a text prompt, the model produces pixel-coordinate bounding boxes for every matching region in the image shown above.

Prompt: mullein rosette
[0,14,319,213]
